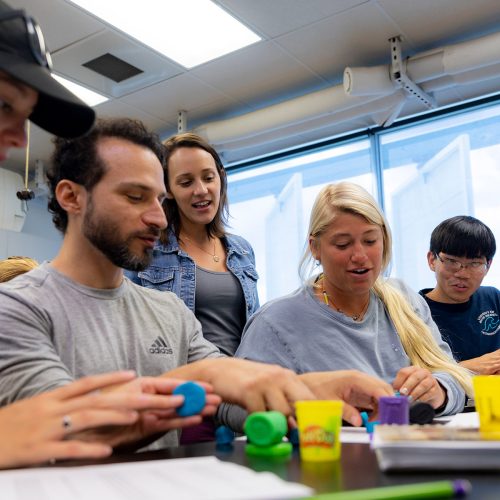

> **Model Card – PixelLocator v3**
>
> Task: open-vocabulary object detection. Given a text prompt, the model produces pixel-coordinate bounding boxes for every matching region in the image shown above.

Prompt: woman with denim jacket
[126,133,259,444]
[127,133,260,357]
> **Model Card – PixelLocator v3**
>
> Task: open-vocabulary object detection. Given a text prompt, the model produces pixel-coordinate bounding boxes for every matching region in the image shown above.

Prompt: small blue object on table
[288,428,300,447]
[215,425,235,445]
[360,411,379,434]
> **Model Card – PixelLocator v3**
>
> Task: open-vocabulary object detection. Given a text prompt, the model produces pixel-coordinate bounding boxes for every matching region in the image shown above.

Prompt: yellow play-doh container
[295,400,343,462]
[473,375,500,436]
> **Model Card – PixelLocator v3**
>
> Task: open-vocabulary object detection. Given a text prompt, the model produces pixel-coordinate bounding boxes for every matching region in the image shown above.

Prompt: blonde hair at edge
[0,256,39,283]
[299,182,473,397]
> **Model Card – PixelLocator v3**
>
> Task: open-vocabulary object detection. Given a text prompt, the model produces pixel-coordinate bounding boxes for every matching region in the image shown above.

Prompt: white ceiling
[4,0,500,175]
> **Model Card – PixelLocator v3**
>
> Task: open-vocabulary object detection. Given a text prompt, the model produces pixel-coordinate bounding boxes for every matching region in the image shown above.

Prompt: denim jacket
[126,227,260,320]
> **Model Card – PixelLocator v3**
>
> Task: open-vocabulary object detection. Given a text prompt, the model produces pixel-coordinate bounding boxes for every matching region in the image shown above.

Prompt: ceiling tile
[377,0,500,51]
[217,0,369,38]
[120,73,245,125]
[7,0,105,51]
[191,41,327,108]
[275,3,401,84]
[96,100,173,132]
[52,29,183,98]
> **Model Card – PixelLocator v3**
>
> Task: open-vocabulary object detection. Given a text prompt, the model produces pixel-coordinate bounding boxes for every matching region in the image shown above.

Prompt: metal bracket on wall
[390,36,437,109]
[177,110,187,133]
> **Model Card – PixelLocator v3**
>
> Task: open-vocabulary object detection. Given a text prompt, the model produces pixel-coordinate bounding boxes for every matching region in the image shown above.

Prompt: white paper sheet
[340,427,370,444]
[441,411,479,428]
[0,456,313,500]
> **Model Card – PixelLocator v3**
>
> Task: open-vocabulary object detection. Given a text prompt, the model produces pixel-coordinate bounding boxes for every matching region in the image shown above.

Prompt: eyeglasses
[0,9,52,70]
[435,253,488,274]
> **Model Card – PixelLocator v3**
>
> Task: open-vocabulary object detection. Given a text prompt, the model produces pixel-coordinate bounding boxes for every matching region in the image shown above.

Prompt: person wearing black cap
[0,2,224,469]
[0,0,95,160]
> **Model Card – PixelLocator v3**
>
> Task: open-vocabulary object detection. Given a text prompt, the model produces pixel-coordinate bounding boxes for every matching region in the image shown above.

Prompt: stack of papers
[0,456,313,500]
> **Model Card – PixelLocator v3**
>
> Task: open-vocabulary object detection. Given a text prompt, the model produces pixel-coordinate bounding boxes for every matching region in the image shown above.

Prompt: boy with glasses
[420,216,500,374]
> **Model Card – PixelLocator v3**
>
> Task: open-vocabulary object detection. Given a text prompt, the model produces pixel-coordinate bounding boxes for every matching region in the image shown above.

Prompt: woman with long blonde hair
[236,182,472,414]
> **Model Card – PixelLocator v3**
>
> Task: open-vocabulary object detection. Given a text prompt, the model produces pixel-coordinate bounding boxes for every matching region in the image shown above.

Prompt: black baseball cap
[0,1,95,138]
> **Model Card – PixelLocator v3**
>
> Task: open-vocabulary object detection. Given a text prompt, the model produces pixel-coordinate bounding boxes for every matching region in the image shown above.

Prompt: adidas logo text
[149,336,173,355]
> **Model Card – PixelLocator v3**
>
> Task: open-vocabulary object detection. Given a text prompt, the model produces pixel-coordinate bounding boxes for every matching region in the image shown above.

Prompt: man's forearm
[162,358,220,382]
[458,358,479,373]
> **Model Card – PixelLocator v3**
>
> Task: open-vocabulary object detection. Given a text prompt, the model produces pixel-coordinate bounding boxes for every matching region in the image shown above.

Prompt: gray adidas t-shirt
[0,262,221,448]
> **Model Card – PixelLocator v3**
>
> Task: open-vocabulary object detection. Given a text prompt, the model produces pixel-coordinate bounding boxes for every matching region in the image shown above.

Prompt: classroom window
[381,103,500,291]
[227,139,373,303]
[227,99,500,304]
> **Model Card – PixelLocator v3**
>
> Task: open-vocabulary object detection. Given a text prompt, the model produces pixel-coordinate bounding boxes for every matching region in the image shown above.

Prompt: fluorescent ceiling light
[68,0,261,68]
[52,74,109,106]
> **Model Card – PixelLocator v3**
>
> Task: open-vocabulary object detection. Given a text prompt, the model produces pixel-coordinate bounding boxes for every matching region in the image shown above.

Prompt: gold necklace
[182,235,220,262]
[322,287,370,321]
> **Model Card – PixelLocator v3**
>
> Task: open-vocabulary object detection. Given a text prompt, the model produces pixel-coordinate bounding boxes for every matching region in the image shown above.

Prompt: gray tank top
[194,266,246,356]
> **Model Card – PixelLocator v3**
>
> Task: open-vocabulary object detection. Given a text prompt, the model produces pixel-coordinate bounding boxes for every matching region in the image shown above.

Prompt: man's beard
[83,200,159,272]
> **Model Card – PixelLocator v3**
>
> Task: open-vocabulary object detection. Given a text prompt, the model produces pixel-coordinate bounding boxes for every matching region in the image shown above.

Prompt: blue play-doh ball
[173,381,206,417]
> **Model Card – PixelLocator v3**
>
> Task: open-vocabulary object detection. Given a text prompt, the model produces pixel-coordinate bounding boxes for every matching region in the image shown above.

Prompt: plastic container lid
[244,411,288,447]
[379,396,409,425]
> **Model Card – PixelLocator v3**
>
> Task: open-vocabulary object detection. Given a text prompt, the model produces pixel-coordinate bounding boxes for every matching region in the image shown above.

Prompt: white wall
[0,197,62,263]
